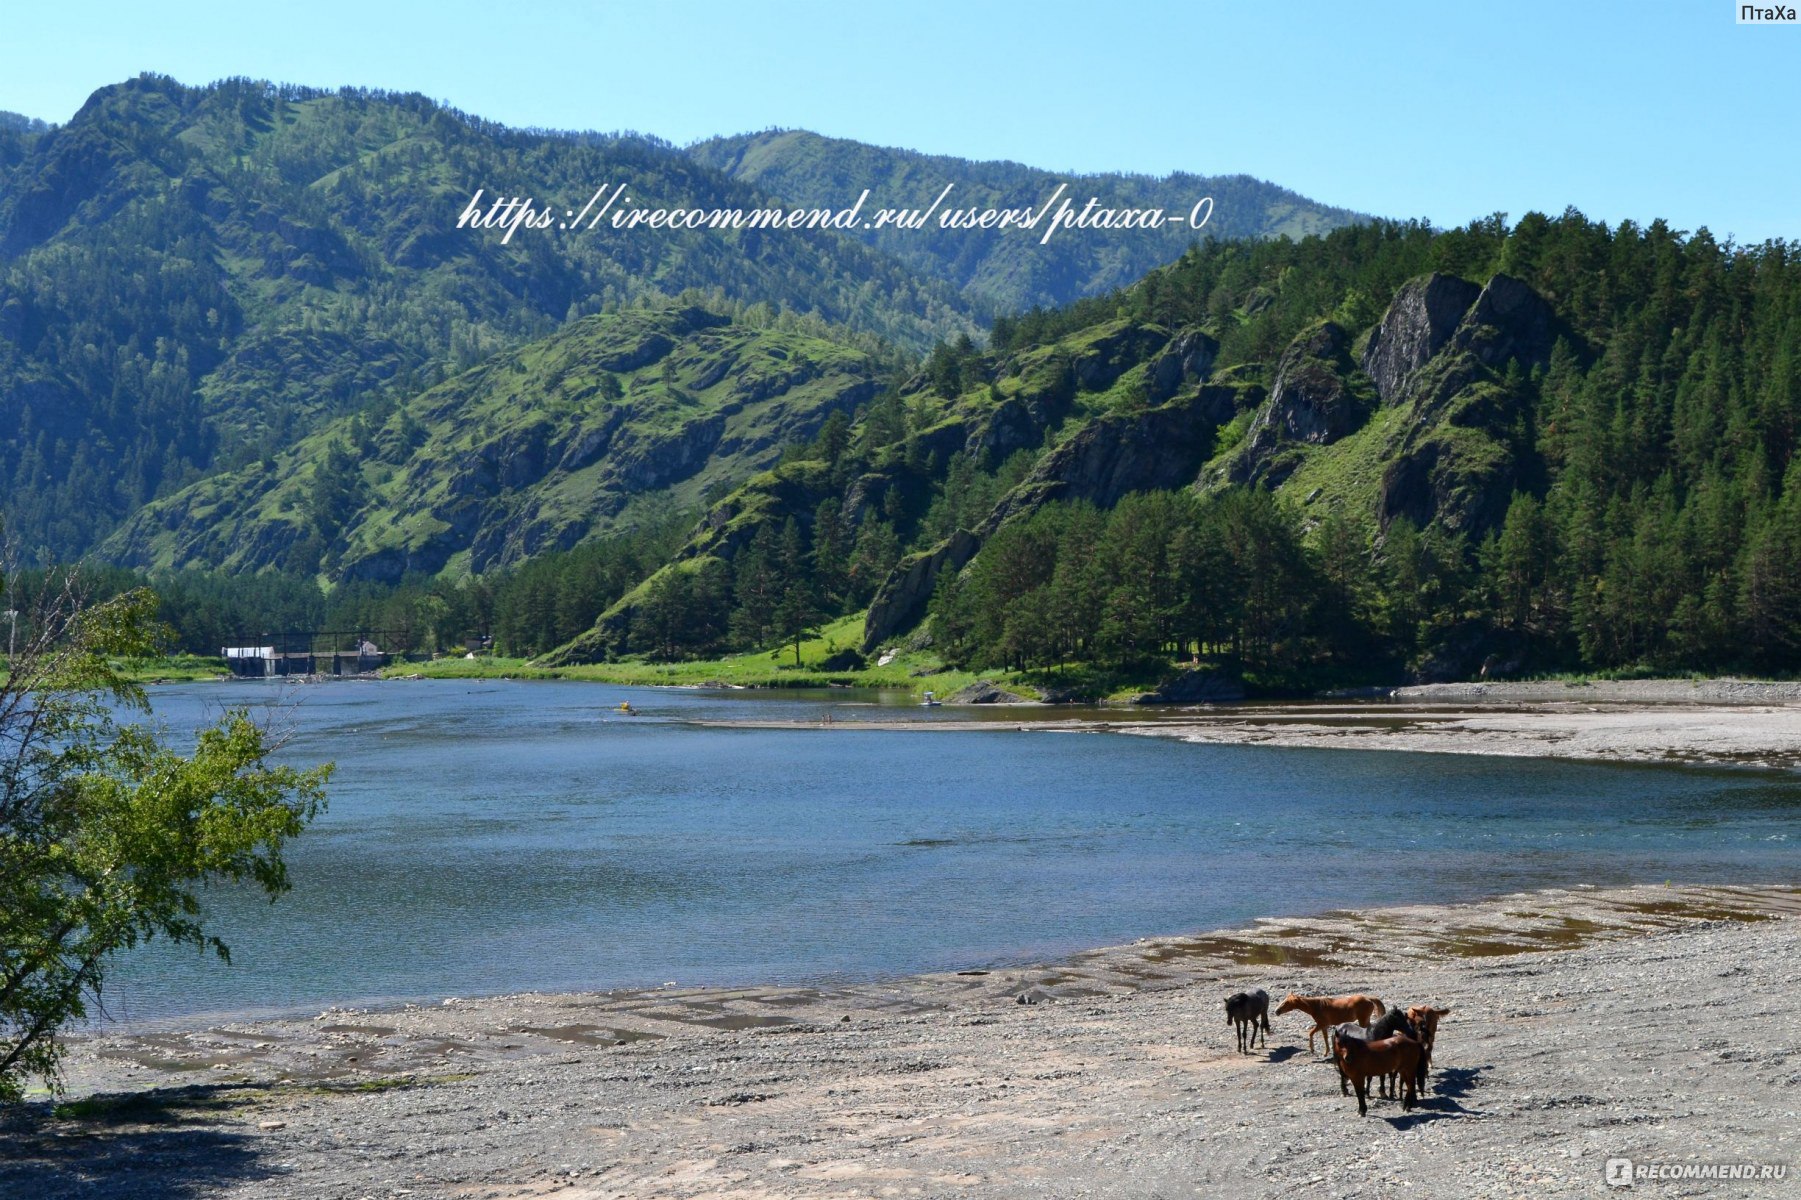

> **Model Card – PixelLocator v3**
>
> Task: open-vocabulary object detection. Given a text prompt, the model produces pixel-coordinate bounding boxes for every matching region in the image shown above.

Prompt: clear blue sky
[3,0,1796,242]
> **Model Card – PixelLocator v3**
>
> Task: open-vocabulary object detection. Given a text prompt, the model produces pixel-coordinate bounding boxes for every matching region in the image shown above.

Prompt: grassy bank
[382,613,1232,699]
[0,654,230,687]
[114,655,233,683]
[386,614,990,695]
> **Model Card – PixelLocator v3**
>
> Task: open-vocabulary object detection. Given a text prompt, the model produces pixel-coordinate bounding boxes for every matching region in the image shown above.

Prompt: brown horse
[1406,1004,1450,1085]
[1362,1004,1452,1098]
[1334,1027,1422,1116]
[1275,992,1386,1057]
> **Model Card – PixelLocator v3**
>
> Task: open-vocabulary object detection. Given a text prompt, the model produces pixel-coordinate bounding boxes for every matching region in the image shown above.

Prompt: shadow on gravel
[0,1086,282,1200]
[1379,1066,1489,1129]
[1432,1066,1483,1099]
[1265,1047,1303,1063]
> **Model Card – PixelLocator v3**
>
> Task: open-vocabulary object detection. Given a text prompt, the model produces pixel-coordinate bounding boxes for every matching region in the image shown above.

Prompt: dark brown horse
[1362,1008,1418,1098]
[1334,1026,1422,1116]
[1363,1003,1451,1097]
[1224,989,1271,1053]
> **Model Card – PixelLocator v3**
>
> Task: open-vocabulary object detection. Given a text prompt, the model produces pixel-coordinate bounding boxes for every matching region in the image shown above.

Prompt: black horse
[1364,1007,1424,1097]
[1224,988,1271,1053]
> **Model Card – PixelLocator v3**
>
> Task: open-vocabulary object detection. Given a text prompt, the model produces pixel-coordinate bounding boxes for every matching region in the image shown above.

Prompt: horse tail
[1261,1012,1271,1033]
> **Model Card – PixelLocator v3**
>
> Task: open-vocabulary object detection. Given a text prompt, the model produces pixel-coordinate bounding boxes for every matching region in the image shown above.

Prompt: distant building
[222,646,277,677]
[220,637,389,677]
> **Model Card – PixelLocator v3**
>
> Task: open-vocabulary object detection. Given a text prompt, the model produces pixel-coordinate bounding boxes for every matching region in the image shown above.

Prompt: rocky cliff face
[1144,330,1220,403]
[983,386,1239,533]
[1068,321,1172,394]
[1373,272,1557,415]
[961,368,1076,469]
[1212,322,1369,488]
[1373,273,1559,536]
[1190,271,1561,543]
[861,530,981,652]
[1360,274,1481,404]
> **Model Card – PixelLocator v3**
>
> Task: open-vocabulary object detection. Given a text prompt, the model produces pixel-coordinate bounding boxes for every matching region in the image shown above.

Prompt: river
[102,679,1800,1024]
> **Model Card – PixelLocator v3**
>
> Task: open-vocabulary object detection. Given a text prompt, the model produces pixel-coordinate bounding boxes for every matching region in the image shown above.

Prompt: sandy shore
[4,883,1798,1198]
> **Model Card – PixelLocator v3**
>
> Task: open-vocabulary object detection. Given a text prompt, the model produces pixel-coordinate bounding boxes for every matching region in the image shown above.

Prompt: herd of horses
[1223,988,1451,1116]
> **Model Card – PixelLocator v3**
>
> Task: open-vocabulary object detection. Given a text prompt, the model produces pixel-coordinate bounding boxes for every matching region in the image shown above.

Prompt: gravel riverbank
[4,884,1797,1198]
[682,681,1801,771]
[1109,700,1801,770]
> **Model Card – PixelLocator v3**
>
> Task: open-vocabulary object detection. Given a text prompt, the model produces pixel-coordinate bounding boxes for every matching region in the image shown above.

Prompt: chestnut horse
[1274,992,1386,1057]
[1406,1004,1450,1086]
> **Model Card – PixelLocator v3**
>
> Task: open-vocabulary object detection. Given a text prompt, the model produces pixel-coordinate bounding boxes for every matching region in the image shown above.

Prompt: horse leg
[1355,1076,1368,1117]
[1403,1070,1417,1112]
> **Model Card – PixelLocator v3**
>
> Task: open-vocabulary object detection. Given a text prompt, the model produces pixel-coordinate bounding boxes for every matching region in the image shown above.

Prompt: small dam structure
[222,632,388,678]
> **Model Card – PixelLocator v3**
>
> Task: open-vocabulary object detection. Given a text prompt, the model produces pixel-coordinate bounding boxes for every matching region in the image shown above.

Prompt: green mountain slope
[0,76,974,562]
[687,129,1369,313]
[542,213,1801,684]
[102,305,880,579]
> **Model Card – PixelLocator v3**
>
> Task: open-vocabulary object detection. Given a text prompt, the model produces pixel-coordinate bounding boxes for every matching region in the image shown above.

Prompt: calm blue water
[103,680,1800,1024]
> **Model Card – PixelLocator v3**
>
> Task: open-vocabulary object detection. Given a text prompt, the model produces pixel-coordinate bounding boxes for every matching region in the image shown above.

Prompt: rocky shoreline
[1109,697,1801,771]
[1388,678,1801,705]
[5,883,1798,1198]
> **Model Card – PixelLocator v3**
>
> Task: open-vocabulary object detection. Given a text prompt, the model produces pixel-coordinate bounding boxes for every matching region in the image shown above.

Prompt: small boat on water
[919,690,941,707]
[617,701,637,715]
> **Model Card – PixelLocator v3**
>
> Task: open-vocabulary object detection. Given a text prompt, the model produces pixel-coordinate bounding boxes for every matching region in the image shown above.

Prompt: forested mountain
[687,130,1368,313]
[543,213,1801,683]
[0,77,1367,569]
[104,303,884,579]
[0,76,975,563]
